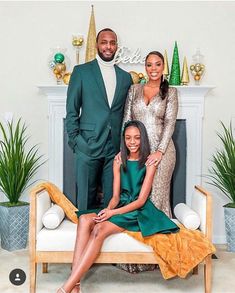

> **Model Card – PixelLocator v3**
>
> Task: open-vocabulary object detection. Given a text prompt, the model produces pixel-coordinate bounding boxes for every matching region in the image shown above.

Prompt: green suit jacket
[66,59,132,157]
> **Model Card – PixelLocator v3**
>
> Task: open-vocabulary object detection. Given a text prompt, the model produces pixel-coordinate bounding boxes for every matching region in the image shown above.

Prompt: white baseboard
[213,235,227,244]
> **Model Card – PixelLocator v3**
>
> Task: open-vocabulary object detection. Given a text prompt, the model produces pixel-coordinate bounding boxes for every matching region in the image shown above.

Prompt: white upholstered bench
[29,185,213,293]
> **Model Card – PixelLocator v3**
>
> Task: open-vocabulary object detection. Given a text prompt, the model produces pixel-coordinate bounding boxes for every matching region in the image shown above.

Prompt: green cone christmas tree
[169,41,181,85]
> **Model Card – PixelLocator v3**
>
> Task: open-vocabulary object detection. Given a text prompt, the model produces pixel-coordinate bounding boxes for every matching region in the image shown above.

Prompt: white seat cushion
[36,219,153,252]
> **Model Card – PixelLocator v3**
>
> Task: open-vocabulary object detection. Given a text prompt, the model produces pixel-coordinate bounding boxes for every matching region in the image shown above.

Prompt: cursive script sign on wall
[115,46,146,64]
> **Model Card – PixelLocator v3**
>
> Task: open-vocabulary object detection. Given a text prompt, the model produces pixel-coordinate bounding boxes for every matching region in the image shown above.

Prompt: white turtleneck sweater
[96,55,116,107]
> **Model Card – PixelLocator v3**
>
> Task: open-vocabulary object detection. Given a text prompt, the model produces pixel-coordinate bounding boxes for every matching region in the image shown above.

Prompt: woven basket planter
[0,204,29,251]
[224,207,235,252]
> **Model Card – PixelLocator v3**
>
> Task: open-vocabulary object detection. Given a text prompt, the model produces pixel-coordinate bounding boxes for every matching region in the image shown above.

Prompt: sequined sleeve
[157,87,178,154]
[123,85,135,125]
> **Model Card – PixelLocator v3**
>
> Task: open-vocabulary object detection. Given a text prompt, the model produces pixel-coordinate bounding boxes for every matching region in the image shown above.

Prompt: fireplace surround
[38,85,213,207]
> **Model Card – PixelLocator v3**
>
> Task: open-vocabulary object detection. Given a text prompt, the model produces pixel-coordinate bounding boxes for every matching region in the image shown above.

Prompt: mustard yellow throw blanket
[37,182,78,224]
[126,226,216,279]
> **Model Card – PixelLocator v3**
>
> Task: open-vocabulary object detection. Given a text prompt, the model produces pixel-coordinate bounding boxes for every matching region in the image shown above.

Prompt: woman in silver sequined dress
[118,51,178,273]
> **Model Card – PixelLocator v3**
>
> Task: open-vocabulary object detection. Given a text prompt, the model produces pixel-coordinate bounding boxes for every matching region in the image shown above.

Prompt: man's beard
[97,49,115,62]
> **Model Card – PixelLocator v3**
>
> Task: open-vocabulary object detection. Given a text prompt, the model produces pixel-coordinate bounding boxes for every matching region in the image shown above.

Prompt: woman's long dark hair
[145,51,169,100]
[120,120,150,171]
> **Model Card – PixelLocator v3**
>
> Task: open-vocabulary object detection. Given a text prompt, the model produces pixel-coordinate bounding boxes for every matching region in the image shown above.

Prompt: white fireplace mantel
[38,84,214,206]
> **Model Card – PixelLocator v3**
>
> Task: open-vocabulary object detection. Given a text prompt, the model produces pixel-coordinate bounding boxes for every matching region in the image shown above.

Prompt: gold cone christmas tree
[169,41,181,85]
[85,5,97,63]
[181,56,190,85]
[163,50,169,79]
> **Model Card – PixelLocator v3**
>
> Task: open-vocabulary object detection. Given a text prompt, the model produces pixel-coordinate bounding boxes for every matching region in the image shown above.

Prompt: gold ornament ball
[194,75,201,81]
[53,68,59,74]
[195,63,201,72]
[72,37,84,47]
[129,71,140,84]
[200,64,205,70]
[138,73,144,79]
[55,73,63,80]
[54,63,66,73]
[63,72,71,85]
[190,65,195,71]
[197,70,203,76]
[72,40,79,46]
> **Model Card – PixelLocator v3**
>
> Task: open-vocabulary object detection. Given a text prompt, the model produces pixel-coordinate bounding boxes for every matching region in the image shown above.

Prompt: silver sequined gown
[123,84,178,217]
[118,84,178,274]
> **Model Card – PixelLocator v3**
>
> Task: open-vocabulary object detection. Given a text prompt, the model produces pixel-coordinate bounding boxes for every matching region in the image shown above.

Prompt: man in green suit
[66,28,132,210]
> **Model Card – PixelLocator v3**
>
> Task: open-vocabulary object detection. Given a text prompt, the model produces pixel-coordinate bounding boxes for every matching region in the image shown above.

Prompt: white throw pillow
[174,203,200,230]
[42,204,65,229]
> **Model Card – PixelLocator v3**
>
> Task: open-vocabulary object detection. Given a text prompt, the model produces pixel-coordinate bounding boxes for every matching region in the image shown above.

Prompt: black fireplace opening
[63,119,187,213]
[171,119,187,212]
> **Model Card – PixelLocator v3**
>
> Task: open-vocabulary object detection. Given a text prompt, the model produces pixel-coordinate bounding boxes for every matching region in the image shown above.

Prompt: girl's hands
[93,208,114,223]
[114,152,122,164]
[145,150,163,166]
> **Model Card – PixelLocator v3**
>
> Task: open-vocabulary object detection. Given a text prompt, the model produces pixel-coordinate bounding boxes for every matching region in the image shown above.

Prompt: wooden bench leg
[30,261,37,293]
[42,263,48,273]
[204,255,212,293]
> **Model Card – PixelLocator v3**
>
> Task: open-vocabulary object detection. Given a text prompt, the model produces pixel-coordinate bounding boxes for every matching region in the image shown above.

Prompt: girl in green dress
[58,120,179,293]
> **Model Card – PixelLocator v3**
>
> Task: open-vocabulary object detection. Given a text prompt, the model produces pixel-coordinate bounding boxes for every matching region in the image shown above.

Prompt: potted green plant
[0,118,44,251]
[208,121,235,252]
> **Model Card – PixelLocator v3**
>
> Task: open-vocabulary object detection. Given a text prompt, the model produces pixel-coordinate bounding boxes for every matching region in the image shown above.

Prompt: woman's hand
[114,152,122,164]
[93,208,114,223]
[145,150,163,166]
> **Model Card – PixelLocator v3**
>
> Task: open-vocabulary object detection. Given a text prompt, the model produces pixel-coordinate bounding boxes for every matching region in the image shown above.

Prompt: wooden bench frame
[29,185,213,293]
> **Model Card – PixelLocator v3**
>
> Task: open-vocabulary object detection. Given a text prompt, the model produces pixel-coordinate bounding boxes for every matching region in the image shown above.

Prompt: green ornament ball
[140,78,147,84]
[54,53,65,63]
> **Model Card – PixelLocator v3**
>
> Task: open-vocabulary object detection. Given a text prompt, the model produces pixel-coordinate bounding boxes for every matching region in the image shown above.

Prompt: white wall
[0,1,235,243]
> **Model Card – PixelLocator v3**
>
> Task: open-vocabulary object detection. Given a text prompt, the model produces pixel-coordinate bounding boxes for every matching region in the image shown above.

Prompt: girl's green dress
[76,160,179,237]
